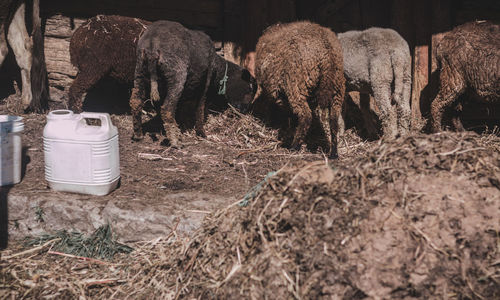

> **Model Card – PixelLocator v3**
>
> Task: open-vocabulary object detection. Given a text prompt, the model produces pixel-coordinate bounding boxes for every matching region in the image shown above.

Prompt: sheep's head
[224,68,256,113]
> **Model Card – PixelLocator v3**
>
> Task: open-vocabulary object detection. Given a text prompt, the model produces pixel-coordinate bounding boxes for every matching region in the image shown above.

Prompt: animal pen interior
[31,0,499,127]
[0,0,499,299]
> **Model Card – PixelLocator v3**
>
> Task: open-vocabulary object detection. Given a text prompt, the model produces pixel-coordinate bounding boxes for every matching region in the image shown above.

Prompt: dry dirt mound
[1,131,499,299]
[152,131,500,299]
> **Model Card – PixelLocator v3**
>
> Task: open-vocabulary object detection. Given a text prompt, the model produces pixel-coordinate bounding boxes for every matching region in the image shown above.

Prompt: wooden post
[410,0,431,129]
[29,0,49,112]
[431,0,452,72]
[222,0,244,64]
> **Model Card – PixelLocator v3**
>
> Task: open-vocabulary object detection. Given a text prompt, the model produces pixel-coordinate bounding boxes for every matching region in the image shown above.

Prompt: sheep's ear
[242,69,252,81]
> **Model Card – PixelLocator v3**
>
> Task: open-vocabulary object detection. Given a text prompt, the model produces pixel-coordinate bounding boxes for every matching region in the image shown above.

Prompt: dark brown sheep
[68,15,149,112]
[130,20,255,148]
[254,21,345,157]
[431,21,500,132]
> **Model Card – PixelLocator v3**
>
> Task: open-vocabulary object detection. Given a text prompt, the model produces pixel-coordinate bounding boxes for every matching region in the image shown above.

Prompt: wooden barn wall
[40,0,223,103]
[227,0,500,125]
[8,0,496,123]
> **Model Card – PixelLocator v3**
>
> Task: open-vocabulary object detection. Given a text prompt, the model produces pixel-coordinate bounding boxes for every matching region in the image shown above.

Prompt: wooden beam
[30,0,49,112]
[410,0,431,129]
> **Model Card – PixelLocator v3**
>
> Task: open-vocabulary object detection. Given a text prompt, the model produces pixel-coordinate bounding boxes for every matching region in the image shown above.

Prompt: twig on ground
[47,251,112,265]
[1,238,60,260]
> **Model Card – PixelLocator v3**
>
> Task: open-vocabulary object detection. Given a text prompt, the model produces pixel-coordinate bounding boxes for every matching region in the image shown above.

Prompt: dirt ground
[1,96,499,299]
[0,96,371,242]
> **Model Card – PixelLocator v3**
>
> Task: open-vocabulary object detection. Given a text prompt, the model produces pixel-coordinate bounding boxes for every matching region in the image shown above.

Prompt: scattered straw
[1,132,499,299]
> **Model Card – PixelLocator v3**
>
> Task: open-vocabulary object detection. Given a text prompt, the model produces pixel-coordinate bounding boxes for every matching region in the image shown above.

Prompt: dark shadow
[250,94,295,146]
[0,147,33,249]
[141,114,165,138]
[420,69,441,133]
[342,93,381,141]
[0,52,21,101]
[250,92,382,151]
[422,69,500,134]
[0,185,12,249]
[82,78,131,115]
[21,146,31,180]
[458,99,500,134]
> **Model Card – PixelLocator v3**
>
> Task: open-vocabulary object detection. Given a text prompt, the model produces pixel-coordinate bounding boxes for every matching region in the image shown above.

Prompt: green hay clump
[24,224,133,260]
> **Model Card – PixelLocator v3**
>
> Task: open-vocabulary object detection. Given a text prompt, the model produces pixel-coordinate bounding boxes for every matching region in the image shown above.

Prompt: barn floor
[1,97,499,299]
[2,104,367,243]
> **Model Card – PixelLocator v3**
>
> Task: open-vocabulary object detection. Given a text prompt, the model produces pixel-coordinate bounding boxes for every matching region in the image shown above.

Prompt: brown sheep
[254,21,345,157]
[68,15,149,112]
[430,20,500,132]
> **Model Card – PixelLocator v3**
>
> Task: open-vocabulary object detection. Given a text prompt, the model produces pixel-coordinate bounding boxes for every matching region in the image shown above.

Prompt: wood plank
[391,0,415,51]
[359,0,392,28]
[30,0,50,112]
[41,0,223,29]
[411,46,428,127]
[454,0,500,24]
[42,0,221,15]
[410,0,432,129]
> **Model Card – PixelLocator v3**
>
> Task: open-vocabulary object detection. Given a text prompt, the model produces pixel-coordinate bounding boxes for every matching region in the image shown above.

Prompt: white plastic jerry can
[0,115,24,186]
[43,110,120,196]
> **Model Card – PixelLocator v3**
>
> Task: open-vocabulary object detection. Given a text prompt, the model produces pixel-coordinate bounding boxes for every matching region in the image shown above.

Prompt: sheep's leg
[391,55,412,136]
[149,59,160,102]
[370,59,397,140]
[430,68,466,133]
[130,84,145,141]
[195,97,207,137]
[7,2,33,111]
[286,89,312,151]
[159,65,187,148]
[0,24,8,67]
[329,89,344,159]
[130,50,148,141]
[314,105,332,154]
[397,72,412,136]
[372,84,397,140]
[337,100,346,137]
[68,68,106,112]
[195,64,214,138]
[317,76,342,157]
[451,115,465,131]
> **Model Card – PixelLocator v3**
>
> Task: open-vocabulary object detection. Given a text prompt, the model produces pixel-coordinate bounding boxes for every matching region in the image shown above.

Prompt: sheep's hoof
[163,133,181,149]
[150,90,160,102]
[131,134,144,142]
[196,129,207,138]
[431,125,442,133]
[289,138,302,151]
[381,131,398,141]
[163,138,180,149]
[328,149,339,159]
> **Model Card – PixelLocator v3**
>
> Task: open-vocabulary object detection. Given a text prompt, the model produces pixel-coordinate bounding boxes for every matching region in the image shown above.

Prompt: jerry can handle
[80,112,111,132]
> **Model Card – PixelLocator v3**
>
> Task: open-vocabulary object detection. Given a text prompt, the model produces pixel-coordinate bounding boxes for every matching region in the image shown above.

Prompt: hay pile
[202,106,367,159]
[204,106,281,150]
[1,132,499,299]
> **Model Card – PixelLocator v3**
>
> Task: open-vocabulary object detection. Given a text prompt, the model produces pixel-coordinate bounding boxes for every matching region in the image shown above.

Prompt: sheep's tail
[149,54,160,102]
